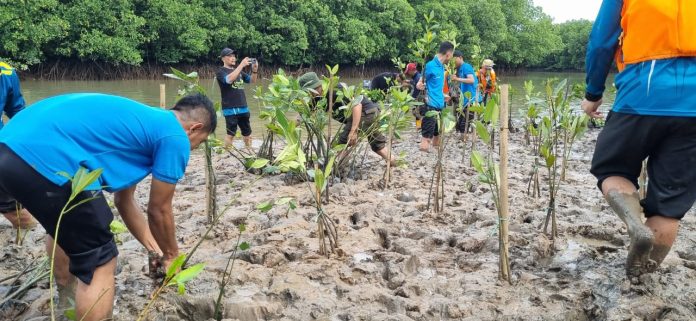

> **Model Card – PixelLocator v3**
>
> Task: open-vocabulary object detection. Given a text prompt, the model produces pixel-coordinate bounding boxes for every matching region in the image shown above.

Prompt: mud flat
[2,129,695,321]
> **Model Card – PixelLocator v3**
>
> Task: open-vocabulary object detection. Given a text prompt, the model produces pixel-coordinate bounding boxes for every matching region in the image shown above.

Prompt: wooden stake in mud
[159,84,166,108]
[498,85,512,283]
[639,160,648,199]
[204,141,217,225]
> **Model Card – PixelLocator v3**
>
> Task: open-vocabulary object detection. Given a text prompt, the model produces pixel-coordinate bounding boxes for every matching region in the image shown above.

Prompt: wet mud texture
[1,129,696,321]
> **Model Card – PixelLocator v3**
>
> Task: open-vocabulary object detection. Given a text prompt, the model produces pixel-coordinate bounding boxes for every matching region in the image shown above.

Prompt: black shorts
[225,113,252,137]
[0,144,117,284]
[590,112,696,219]
[420,105,441,138]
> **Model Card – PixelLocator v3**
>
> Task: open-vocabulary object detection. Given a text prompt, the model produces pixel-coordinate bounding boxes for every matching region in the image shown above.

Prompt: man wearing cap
[0,62,36,230]
[416,41,455,152]
[299,72,395,165]
[450,51,479,134]
[478,59,497,105]
[216,48,258,150]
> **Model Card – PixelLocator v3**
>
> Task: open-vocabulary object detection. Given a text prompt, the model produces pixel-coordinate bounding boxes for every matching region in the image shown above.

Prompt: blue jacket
[586,0,696,116]
[0,63,26,130]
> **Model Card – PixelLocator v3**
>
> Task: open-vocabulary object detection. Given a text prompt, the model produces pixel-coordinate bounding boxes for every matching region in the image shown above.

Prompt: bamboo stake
[159,84,166,108]
[639,160,648,199]
[499,85,511,283]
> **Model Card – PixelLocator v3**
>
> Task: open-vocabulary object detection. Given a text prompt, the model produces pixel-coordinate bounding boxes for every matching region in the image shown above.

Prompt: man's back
[0,93,190,192]
[424,58,445,109]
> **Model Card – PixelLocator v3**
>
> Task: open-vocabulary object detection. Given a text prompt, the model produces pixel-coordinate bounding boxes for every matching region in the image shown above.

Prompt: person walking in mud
[583,0,696,279]
[0,62,36,230]
[416,41,455,152]
[0,93,217,321]
[298,72,396,166]
[216,47,258,150]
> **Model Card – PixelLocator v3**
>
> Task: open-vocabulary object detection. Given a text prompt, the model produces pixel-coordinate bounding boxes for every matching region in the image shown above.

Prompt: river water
[20,72,612,138]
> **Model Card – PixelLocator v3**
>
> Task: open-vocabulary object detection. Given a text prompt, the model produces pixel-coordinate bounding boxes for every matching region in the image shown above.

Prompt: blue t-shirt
[457,63,479,105]
[424,57,446,109]
[586,0,696,116]
[0,93,190,192]
[0,63,26,130]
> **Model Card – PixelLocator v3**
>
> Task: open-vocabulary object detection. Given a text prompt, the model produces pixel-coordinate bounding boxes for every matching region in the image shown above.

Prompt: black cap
[453,50,464,58]
[220,48,235,58]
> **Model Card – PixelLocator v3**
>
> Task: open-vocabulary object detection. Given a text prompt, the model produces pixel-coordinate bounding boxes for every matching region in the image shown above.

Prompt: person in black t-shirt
[216,48,258,149]
[370,72,406,93]
[299,72,395,166]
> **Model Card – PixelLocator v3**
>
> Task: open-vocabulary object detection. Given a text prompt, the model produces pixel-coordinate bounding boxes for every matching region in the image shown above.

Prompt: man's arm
[225,57,252,84]
[5,73,25,118]
[147,178,178,265]
[585,0,623,101]
[114,186,161,254]
[348,103,363,146]
[453,74,475,84]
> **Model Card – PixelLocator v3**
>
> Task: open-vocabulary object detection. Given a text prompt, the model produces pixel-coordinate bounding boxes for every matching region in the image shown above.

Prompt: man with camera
[216,48,258,150]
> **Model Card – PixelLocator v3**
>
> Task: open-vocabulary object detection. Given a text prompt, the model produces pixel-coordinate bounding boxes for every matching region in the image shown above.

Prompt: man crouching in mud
[583,0,696,279]
[0,93,216,320]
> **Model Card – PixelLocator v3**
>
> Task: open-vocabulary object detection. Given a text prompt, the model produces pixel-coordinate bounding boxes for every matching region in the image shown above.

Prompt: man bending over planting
[299,72,396,166]
[0,93,216,321]
[583,0,696,279]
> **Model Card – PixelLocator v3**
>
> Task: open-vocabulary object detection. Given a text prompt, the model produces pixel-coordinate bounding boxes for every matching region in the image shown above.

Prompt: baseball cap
[220,48,235,58]
[405,63,417,73]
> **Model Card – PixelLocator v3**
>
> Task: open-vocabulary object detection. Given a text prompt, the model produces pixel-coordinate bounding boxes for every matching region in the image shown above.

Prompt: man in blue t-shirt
[416,41,454,152]
[216,47,258,150]
[450,51,479,134]
[0,93,216,321]
[0,62,36,229]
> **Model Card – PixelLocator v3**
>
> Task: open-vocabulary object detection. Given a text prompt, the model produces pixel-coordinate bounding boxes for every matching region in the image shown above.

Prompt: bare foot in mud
[606,191,656,278]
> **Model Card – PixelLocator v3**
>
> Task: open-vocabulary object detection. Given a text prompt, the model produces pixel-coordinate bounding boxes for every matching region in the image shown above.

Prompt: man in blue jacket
[583,0,696,278]
[0,62,35,230]
[416,42,454,152]
[0,93,216,321]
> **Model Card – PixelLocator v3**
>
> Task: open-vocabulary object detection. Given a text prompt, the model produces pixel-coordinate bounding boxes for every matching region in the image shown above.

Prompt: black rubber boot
[606,191,656,277]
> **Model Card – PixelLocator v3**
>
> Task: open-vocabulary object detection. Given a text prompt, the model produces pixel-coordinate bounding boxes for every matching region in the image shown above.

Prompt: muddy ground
[1,128,695,321]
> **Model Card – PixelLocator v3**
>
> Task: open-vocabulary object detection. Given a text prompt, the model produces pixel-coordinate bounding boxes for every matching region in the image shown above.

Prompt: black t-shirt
[370,72,400,92]
[313,89,379,124]
[216,67,251,109]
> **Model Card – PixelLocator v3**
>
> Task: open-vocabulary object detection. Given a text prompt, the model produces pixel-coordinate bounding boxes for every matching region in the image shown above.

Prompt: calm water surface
[20,72,613,139]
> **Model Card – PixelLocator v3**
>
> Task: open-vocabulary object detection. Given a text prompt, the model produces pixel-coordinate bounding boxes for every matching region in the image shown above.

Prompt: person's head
[482,59,495,70]
[438,41,455,63]
[404,63,418,77]
[220,48,237,67]
[453,51,464,67]
[298,72,323,96]
[171,93,217,150]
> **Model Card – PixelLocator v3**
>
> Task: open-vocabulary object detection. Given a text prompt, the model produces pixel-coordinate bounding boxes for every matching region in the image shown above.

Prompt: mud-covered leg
[645,216,680,272]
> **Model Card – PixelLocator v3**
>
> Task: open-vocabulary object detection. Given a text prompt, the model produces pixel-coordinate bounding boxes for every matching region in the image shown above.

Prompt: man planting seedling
[0,93,216,321]
[216,47,259,150]
[416,41,455,152]
[583,0,696,280]
[0,62,36,231]
[298,71,396,166]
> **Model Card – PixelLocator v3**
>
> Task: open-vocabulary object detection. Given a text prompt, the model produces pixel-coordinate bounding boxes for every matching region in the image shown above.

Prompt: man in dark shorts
[583,0,696,278]
[0,62,35,230]
[216,47,258,150]
[416,42,454,152]
[299,72,395,165]
[0,93,216,320]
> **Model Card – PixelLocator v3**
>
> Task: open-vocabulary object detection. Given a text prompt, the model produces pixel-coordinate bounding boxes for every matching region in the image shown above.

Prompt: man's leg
[75,257,116,321]
[645,216,679,269]
[224,134,235,148]
[239,113,253,150]
[46,235,77,311]
[602,177,656,277]
[2,208,36,229]
[224,115,239,148]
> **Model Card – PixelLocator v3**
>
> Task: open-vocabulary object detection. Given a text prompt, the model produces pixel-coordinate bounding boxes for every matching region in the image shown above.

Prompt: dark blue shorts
[0,144,117,284]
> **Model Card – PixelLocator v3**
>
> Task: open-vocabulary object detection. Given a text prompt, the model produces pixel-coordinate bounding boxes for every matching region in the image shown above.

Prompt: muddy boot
[606,191,656,277]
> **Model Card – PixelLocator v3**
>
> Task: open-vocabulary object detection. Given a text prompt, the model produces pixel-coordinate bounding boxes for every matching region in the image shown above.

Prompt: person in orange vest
[583,0,696,279]
[478,59,496,105]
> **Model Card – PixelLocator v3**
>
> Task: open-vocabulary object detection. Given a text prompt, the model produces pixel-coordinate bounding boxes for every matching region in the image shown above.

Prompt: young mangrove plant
[533,79,588,239]
[381,83,421,189]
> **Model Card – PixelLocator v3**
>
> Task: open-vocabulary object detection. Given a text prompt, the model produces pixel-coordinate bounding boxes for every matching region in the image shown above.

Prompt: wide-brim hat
[482,59,495,67]
[299,72,322,90]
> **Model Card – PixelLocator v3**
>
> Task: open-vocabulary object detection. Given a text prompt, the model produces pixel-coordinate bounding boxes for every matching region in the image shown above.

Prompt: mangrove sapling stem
[183,176,262,267]
[213,224,246,321]
[204,141,217,225]
[498,85,512,283]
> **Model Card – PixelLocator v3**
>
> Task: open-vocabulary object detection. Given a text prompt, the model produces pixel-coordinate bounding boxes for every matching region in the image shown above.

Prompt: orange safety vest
[443,71,450,95]
[478,68,496,93]
[617,0,696,70]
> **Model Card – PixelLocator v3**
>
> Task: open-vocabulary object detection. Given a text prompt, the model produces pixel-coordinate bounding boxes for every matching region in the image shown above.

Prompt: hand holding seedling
[581,98,603,118]
[416,78,425,91]
[348,131,358,146]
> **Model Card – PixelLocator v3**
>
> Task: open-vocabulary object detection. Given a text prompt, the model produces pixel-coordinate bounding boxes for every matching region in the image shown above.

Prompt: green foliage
[165,254,206,295]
